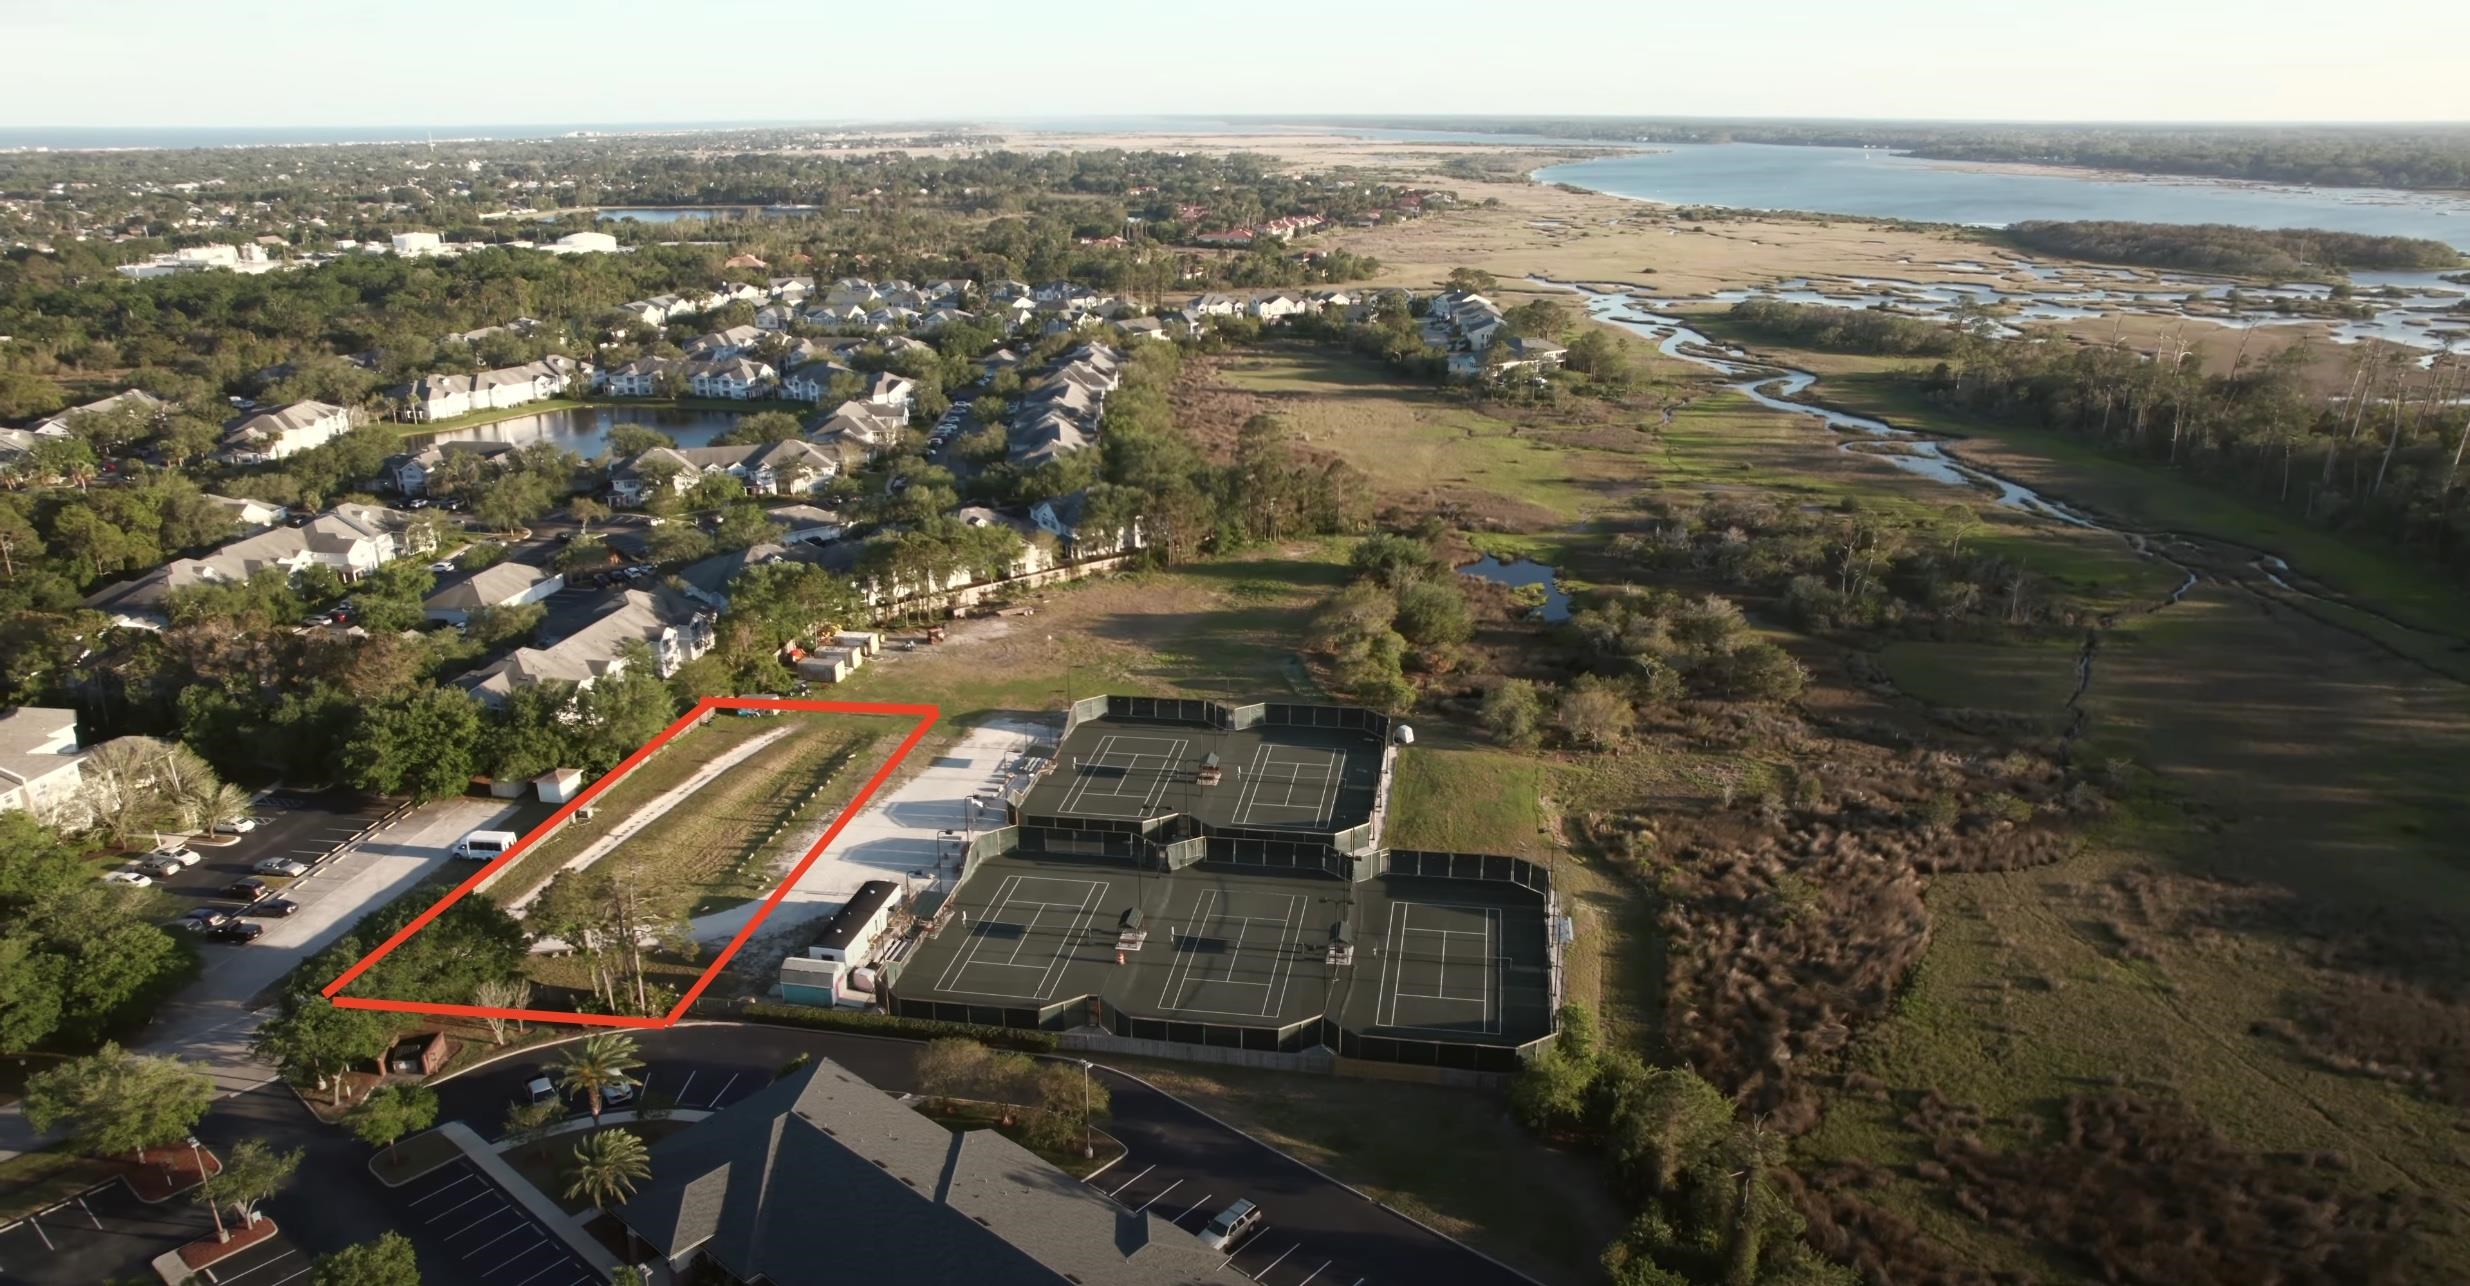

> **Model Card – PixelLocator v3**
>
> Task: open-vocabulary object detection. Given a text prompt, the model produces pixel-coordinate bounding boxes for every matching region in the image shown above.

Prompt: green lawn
[1386,746,1548,858]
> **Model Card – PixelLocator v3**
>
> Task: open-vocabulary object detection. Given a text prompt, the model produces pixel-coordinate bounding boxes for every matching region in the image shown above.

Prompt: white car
[253,856,311,878]
[428,560,459,573]
[212,816,260,835]
[1198,1199,1262,1252]
[150,845,203,867]
[138,853,187,878]
[103,867,154,888]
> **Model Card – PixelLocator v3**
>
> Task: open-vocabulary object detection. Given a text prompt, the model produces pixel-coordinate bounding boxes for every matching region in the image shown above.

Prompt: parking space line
[1254,1243,1297,1279]
[671,1070,698,1107]
[211,1247,302,1283]
[706,1072,741,1107]
[448,1204,517,1238]
[511,1256,574,1286]
[1172,1193,1213,1222]
[1131,1179,1179,1214]
[481,1231,549,1271]
[410,1173,477,1206]
[1106,1164,1154,1198]
[425,1191,493,1222]
[1296,1260,1331,1286]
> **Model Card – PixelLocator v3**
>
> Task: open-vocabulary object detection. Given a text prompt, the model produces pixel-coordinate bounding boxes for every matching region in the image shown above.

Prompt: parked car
[251,897,302,918]
[224,877,271,901]
[139,853,188,878]
[254,857,311,878]
[212,815,260,835]
[103,867,154,888]
[598,1081,637,1109]
[428,559,458,572]
[207,920,265,943]
[524,1075,558,1105]
[1198,1199,1263,1252]
[180,907,233,930]
[149,845,202,867]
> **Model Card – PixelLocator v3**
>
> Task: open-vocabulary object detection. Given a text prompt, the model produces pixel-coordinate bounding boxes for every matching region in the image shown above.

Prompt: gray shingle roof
[617,1059,1244,1286]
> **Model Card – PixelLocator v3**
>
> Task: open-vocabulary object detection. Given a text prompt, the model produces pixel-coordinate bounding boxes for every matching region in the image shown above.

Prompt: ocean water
[1535,144,2470,250]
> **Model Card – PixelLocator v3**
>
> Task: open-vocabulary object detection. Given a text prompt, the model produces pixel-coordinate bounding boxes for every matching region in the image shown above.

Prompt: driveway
[685,716,1047,948]
[137,795,532,1096]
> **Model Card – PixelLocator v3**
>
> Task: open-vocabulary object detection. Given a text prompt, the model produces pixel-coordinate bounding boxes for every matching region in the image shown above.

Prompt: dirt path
[500,724,796,915]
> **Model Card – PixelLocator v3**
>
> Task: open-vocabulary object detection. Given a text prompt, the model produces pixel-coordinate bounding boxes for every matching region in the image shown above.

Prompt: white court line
[1032,879,1106,1001]
[1155,889,1218,1011]
[1264,892,1306,1020]
[937,873,1021,991]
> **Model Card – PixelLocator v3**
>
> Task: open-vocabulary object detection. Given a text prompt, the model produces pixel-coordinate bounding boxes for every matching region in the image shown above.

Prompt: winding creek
[1537,277,2470,723]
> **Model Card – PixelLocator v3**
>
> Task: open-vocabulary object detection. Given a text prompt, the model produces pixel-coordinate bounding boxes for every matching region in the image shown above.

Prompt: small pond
[1458,555,1572,623]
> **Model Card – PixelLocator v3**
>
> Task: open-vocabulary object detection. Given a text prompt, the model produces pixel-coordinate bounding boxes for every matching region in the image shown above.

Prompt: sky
[7,0,2467,128]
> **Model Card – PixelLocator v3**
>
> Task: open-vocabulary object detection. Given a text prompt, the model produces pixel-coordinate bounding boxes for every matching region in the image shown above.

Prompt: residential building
[548,231,619,255]
[778,359,857,405]
[30,389,165,437]
[600,356,680,398]
[394,357,583,422]
[1031,488,1142,558]
[201,494,288,531]
[686,357,777,401]
[383,440,514,496]
[80,503,431,628]
[221,400,355,462]
[390,231,443,256]
[685,325,764,360]
[0,707,87,820]
[612,1058,1244,1286]
[863,372,916,417]
[460,588,713,706]
[423,561,564,625]
[813,401,907,455]
[768,503,847,546]
[609,440,840,505]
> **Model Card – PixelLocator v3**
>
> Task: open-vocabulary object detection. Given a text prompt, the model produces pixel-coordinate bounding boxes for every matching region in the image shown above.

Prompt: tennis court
[1022,716,1384,837]
[892,855,1551,1055]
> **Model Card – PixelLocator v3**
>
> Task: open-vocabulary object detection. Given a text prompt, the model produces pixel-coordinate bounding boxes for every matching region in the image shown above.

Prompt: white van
[453,829,520,861]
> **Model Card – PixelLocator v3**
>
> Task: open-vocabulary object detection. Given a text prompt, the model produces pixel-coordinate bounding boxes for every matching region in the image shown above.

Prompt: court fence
[1074,693,1394,746]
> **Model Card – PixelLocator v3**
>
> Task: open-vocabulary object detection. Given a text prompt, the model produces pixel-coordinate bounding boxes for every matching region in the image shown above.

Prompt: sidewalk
[436,1121,626,1278]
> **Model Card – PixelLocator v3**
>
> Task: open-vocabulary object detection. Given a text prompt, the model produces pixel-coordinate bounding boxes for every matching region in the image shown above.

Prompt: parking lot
[392,1162,596,1286]
[1094,1150,1373,1286]
[0,1166,309,1286]
[435,1050,781,1140]
[142,788,398,918]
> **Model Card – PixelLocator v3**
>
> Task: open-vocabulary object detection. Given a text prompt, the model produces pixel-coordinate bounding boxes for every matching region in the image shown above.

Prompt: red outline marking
[320,696,939,1028]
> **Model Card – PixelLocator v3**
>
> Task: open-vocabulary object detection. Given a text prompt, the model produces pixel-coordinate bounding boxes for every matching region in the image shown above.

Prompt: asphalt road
[438,1025,1537,1286]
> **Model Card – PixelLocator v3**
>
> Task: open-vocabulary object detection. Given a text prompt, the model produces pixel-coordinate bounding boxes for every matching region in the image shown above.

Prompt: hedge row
[736,1002,1060,1052]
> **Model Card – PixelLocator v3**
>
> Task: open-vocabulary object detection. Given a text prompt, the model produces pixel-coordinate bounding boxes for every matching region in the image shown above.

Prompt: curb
[1089,1062,1552,1286]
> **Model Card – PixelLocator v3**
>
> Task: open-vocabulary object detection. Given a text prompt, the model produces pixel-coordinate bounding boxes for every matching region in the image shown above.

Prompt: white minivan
[453,829,520,861]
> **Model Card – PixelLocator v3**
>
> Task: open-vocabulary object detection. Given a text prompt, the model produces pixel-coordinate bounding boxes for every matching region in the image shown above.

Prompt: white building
[0,707,87,821]
[221,401,356,462]
[391,231,444,256]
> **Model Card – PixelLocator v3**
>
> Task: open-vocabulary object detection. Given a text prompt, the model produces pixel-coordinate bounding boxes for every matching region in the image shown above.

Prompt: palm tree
[187,781,254,833]
[564,1129,652,1212]
[554,1033,643,1120]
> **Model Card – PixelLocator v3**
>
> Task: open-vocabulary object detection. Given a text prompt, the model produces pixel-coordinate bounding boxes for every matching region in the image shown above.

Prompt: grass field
[482,715,787,908]
[1168,325,2470,1280]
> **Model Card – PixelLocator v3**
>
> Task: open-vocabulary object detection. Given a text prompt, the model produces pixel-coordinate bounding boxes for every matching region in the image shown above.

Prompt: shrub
[737,1002,1060,1052]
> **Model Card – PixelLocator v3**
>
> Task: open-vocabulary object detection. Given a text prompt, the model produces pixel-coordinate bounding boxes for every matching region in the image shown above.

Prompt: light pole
[1079,1060,1095,1160]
